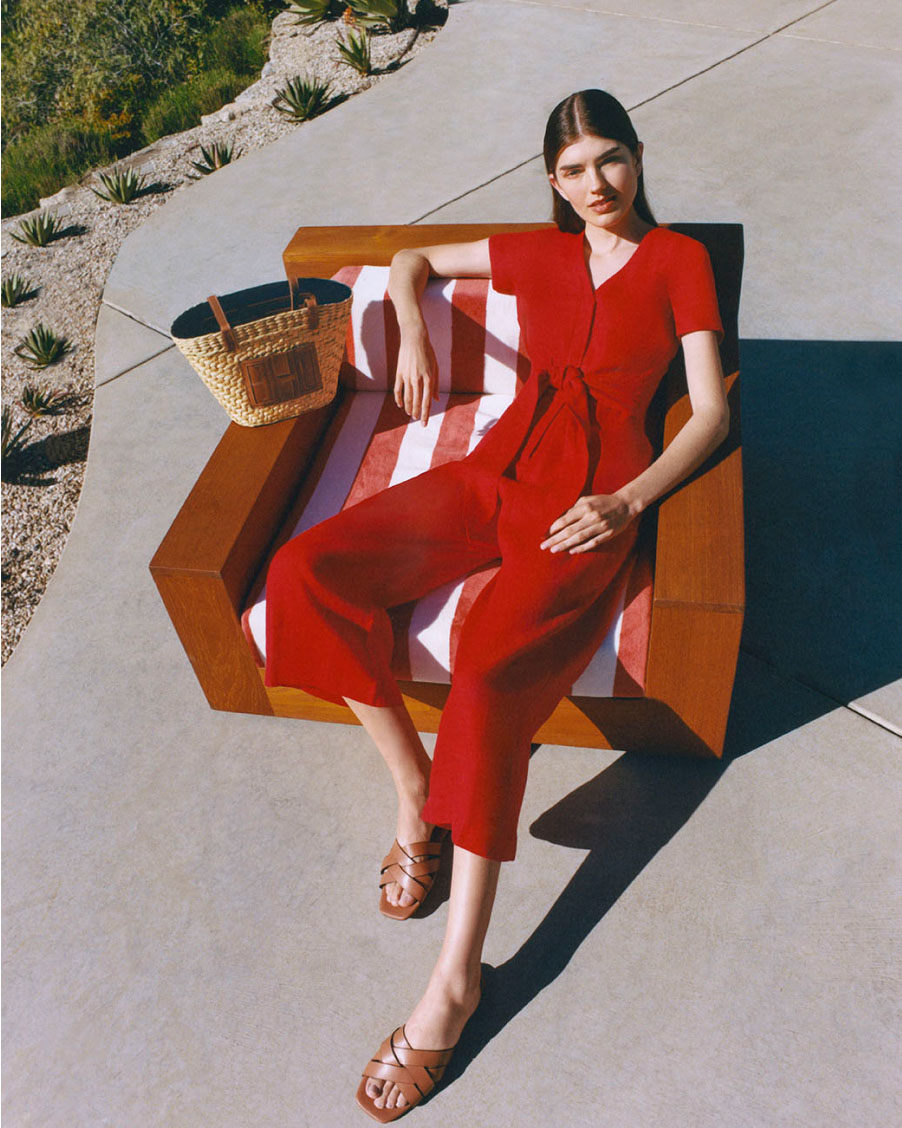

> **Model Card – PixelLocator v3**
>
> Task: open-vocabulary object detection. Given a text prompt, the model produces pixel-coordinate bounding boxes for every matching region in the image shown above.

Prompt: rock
[39,186,78,209]
[272,11,300,36]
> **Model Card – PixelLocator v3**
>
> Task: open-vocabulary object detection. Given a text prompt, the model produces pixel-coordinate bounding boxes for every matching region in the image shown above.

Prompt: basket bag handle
[205,281,318,352]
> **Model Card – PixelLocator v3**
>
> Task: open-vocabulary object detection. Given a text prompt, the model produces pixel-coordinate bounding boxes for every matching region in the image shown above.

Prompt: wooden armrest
[149,396,340,711]
[150,397,340,608]
[653,368,744,611]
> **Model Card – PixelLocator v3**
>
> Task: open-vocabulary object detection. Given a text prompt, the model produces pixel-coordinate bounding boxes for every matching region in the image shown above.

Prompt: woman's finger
[540,523,576,550]
[544,517,597,551]
[569,532,608,553]
[410,379,423,422]
[545,508,579,539]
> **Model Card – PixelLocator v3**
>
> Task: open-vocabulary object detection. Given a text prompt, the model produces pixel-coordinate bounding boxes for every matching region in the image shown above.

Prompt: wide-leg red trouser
[264,450,638,861]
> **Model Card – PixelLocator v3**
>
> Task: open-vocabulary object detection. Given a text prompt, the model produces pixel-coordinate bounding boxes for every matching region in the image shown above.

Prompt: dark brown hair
[544,90,657,232]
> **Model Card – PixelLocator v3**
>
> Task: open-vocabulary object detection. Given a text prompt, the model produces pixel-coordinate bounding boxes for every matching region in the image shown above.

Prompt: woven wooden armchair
[150,222,744,758]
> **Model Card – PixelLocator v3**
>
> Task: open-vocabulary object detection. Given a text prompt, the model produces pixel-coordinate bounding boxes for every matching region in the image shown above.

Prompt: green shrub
[10,211,65,247]
[197,5,270,75]
[1,2,283,214]
[13,324,72,369]
[286,0,346,25]
[348,0,411,33]
[1,0,210,142]
[337,28,373,74]
[273,76,333,122]
[90,168,148,204]
[141,68,248,146]
[21,385,73,417]
[188,140,240,178]
[1,121,124,217]
[1,273,38,307]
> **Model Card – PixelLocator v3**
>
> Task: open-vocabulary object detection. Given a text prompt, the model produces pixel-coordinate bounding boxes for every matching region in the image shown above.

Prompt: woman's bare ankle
[429,959,483,1004]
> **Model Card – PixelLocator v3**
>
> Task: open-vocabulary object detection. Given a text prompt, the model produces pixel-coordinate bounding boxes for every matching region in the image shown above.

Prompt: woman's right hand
[395,326,440,426]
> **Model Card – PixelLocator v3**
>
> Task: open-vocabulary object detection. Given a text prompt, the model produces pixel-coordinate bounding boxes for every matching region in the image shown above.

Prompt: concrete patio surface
[4,2,900,1125]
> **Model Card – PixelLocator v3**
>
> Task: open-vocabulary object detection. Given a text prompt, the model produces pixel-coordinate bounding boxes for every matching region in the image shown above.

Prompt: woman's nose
[588,166,609,193]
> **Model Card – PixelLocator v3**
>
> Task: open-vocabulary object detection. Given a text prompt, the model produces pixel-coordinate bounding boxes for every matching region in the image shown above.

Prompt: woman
[264,89,729,1121]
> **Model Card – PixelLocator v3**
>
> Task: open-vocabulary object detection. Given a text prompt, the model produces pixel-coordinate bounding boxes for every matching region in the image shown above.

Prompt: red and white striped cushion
[241,270,652,697]
[334,266,532,393]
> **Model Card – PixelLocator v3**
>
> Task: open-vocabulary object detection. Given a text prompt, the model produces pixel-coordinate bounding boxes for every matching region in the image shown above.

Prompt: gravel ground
[0,4,447,666]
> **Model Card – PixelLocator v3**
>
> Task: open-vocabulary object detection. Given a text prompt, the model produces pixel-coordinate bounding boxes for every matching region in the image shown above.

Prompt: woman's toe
[384,1083,399,1109]
[366,1076,383,1101]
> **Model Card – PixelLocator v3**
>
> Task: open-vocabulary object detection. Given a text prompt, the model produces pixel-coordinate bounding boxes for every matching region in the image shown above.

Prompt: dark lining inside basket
[170,277,351,339]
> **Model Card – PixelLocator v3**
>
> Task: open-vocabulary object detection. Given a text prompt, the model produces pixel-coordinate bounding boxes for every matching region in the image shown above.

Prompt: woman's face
[549,133,644,230]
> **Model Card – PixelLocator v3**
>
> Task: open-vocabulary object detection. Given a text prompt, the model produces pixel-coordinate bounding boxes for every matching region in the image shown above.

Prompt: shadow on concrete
[738,339,901,707]
[441,639,811,1086]
[441,750,726,1091]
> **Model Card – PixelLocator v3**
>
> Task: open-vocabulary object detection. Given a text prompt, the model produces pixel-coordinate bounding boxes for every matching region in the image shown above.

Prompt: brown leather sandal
[356,1024,456,1122]
[378,830,447,920]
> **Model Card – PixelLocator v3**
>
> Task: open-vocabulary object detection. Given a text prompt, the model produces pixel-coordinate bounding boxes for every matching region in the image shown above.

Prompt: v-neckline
[578,224,658,295]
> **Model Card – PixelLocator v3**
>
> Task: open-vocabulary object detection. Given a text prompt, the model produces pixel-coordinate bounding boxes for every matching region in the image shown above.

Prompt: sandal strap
[381,838,443,866]
[379,840,443,903]
[378,861,435,897]
[361,1026,454,1102]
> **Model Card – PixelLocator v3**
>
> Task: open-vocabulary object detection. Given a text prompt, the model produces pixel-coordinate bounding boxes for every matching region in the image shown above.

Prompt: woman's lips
[589,196,617,211]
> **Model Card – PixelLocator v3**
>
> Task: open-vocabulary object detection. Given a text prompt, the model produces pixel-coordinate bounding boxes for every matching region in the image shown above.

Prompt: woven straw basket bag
[170,277,353,426]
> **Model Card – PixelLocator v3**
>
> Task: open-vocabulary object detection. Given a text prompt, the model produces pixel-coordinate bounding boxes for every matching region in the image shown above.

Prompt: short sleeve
[488,231,529,296]
[667,237,724,343]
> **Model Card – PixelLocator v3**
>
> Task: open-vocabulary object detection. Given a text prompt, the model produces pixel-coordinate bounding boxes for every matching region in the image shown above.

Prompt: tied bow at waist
[520,364,596,463]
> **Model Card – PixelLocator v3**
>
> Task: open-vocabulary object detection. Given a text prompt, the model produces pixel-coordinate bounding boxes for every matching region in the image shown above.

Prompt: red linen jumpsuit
[264,224,724,861]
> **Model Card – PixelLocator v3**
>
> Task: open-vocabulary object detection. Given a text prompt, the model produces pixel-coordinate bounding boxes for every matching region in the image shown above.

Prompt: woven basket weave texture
[171,279,352,427]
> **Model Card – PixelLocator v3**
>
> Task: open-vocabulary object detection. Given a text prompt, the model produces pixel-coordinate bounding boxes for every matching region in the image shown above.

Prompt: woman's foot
[382,794,433,911]
[364,967,482,1113]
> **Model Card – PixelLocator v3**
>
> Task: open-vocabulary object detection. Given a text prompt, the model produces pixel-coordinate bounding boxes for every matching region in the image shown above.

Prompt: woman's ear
[548,172,566,200]
[635,141,644,176]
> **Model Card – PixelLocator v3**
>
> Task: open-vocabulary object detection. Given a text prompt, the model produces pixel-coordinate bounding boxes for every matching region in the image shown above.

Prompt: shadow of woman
[436,633,809,1092]
[439,749,726,1088]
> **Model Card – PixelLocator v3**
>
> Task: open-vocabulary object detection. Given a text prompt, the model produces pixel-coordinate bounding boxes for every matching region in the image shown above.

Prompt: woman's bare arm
[387,239,492,425]
[542,330,731,553]
[614,329,730,517]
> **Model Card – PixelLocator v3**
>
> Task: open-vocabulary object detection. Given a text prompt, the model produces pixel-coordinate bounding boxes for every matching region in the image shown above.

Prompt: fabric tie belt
[519,364,596,463]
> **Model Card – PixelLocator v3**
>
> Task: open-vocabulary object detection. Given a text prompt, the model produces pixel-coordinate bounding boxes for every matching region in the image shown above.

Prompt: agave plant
[273,76,333,122]
[287,0,345,25]
[13,324,72,369]
[91,168,147,204]
[348,0,410,32]
[337,27,373,74]
[1,407,32,479]
[188,141,240,178]
[10,211,64,247]
[1,273,38,307]
[21,385,72,417]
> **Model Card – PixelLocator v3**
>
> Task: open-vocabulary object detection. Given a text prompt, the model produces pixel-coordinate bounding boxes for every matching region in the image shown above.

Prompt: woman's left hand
[540,492,635,554]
